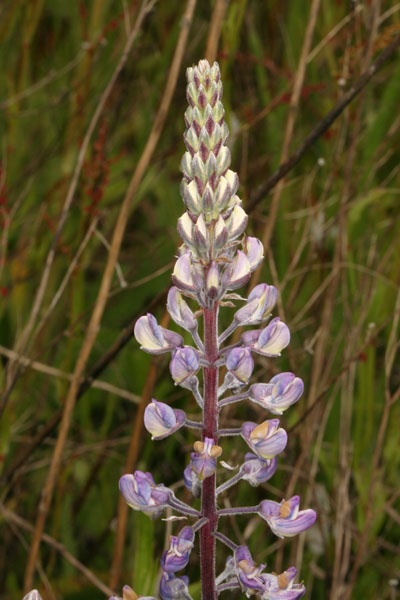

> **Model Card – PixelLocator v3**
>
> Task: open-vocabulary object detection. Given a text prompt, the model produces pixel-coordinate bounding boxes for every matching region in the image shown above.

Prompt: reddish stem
[200,304,219,600]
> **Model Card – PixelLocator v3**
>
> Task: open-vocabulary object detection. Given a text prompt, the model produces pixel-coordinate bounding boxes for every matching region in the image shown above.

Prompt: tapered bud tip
[206,261,220,298]
[23,592,42,600]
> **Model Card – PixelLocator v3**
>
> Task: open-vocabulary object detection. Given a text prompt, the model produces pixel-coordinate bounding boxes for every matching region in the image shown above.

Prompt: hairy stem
[200,303,219,600]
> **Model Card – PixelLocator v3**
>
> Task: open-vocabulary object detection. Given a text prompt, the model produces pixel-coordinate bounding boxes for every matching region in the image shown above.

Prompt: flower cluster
[116,59,316,600]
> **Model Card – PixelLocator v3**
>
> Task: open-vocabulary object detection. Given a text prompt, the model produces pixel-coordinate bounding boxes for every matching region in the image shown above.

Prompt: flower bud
[190,437,222,481]
[159,573,190,600]
[226,204,248,240]
[172,253,200,293]
[206,261,219,299]
[249,373,304,415]
[23,592,42,600]
[177,212,195,246]
[234,546,267,594]
[225,347,254,384]
[258,496,316,539]
[213,214,228,249]
[214,175,232,212]
[119,471,170,517]
[169,346,200,386]
[244,236,264,271]
[240,453,277,487]
[134,314,184,355]
[167,287,197,331]
[144,400,186,440]
[160,526,195,573]
[234,284,278,326]
[241,317,290,356]
[241,420,287,460]
[193,213,208,251]
[181,179,202,214]
[222,250,251,290]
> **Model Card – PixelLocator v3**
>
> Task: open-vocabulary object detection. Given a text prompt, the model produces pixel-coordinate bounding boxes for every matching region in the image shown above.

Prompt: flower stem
[218,505,259,516]
[214,531,238,551]
[200,303,219,600]
[216,471,243,496]
[217,427,242,436]
[218,391,249,408]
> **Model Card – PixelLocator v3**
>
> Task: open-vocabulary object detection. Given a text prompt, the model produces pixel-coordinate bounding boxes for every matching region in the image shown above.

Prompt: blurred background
[0,0,399,598]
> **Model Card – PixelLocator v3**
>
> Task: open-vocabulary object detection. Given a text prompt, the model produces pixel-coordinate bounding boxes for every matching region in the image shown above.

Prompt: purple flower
[119,471,170,517]
[159,573,190,600]
[144,400,186,440]
[242,317,290,356]
[234,545,267,593]
[225,347,254,384]
[190,437,222,481]
[262,567,305,599]
[160,526,195,573]
[234,284,278,326]
[240,452,277,487]
[241,420,288,460]
[222,250,251,290]
[134,314,184,355]
[249,373,304,415]
[169,346,200,386]
[167,286,197,331]
[259,496,316,538]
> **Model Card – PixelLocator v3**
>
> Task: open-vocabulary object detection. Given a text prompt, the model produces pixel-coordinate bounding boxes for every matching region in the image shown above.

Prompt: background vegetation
[1,1,399,598]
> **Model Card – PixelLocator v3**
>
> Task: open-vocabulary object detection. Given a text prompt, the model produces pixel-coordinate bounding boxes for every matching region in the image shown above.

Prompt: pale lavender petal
[169,346,199,385]
[144,400,186,440]
[268,510,317,538]
[225,347,254,383]
[244,237,264,271]
[167,286,197,331]
[172,253,199,292]
[222,250,251,290]
[255,318,291,356]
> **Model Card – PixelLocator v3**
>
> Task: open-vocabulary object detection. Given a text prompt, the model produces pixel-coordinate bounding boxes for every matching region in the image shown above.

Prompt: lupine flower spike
[118,59,316,600]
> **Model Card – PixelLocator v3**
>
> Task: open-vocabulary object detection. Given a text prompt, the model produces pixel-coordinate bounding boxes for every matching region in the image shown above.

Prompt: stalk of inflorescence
[20,60,317,600]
